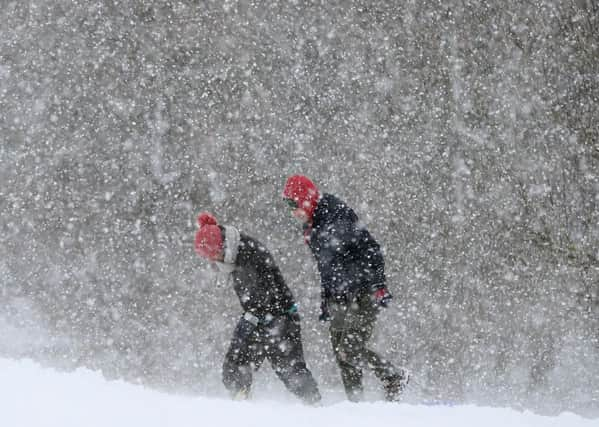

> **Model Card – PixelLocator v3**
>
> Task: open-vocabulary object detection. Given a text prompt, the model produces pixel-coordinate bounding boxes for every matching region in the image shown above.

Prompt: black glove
[229,315,259,360]
[288,311,301,323]
[372,286,393,308]
[236,314,259,340]
[319,300,331,322]
[286,303,301,323]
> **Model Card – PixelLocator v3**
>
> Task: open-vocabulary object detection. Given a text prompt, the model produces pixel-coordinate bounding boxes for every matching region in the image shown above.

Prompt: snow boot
[232,387,250,401]
[383,369,410,402]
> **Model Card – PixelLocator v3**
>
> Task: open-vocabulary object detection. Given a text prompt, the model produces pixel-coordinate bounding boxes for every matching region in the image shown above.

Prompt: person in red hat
[194,212,321,404]
[283,175,409,402]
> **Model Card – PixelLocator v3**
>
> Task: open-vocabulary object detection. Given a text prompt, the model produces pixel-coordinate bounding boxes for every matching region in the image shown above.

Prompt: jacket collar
[215,225,240,272]
[223,225,240,264]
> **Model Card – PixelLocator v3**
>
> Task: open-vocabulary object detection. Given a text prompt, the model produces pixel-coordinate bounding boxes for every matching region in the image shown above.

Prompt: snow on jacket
[307,193,386,301]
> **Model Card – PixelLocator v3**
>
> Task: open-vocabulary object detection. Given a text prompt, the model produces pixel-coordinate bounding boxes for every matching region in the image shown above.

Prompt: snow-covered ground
[0,357,594,427]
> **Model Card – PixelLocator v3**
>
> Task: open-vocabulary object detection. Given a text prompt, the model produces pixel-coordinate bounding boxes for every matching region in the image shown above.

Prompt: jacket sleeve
[315,215,358,297]
[360,230,386,289]
[228,315,257,358]
[318,219,386,296]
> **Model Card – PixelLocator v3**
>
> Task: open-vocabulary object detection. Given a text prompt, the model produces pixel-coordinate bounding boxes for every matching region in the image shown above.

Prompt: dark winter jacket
[307,193,386,301]
[229,233,296,322]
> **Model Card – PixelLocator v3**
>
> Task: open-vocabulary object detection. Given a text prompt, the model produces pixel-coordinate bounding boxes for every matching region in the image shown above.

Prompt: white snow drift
[0,357,594,427]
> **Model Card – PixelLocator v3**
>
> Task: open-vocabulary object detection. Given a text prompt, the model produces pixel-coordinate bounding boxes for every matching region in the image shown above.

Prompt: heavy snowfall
[1,0,598,423]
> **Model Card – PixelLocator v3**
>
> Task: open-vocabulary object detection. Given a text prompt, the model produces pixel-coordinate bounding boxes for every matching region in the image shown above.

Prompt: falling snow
[1,0,598,420]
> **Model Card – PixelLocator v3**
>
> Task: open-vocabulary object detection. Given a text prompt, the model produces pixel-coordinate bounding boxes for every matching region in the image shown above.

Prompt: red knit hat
[194,212,223,260]
[283,175,320,220]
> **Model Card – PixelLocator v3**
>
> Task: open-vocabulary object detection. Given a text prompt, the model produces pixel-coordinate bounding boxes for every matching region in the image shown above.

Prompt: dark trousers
[222,314,321,404]
[329,293,399,401]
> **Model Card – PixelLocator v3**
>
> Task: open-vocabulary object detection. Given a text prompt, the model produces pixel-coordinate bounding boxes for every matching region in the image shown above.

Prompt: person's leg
[266,316,321,404]
[361,347,409,400]
[222,317,265,399]
[328,302,372,401]
[330,295,408,402]
[354,295,409,401]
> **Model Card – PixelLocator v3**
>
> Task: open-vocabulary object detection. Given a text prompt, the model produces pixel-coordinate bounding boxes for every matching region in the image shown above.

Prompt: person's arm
[357,228,386,286]
[356,229,393,307]
[229,315,257,354]
[328,220,391,303]
[314,215,357,294]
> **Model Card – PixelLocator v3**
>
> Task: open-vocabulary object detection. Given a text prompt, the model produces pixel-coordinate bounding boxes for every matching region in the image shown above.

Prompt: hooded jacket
[306,193,386,301]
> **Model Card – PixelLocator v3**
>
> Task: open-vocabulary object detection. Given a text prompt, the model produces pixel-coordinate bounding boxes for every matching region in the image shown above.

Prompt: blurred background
[1,0,597,416]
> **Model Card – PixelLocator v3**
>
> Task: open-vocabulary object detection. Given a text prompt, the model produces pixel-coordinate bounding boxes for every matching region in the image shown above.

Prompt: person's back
[282,175,408,402]
[307,193,386,301]
[230,233,295,323]
[194,212,320,404]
